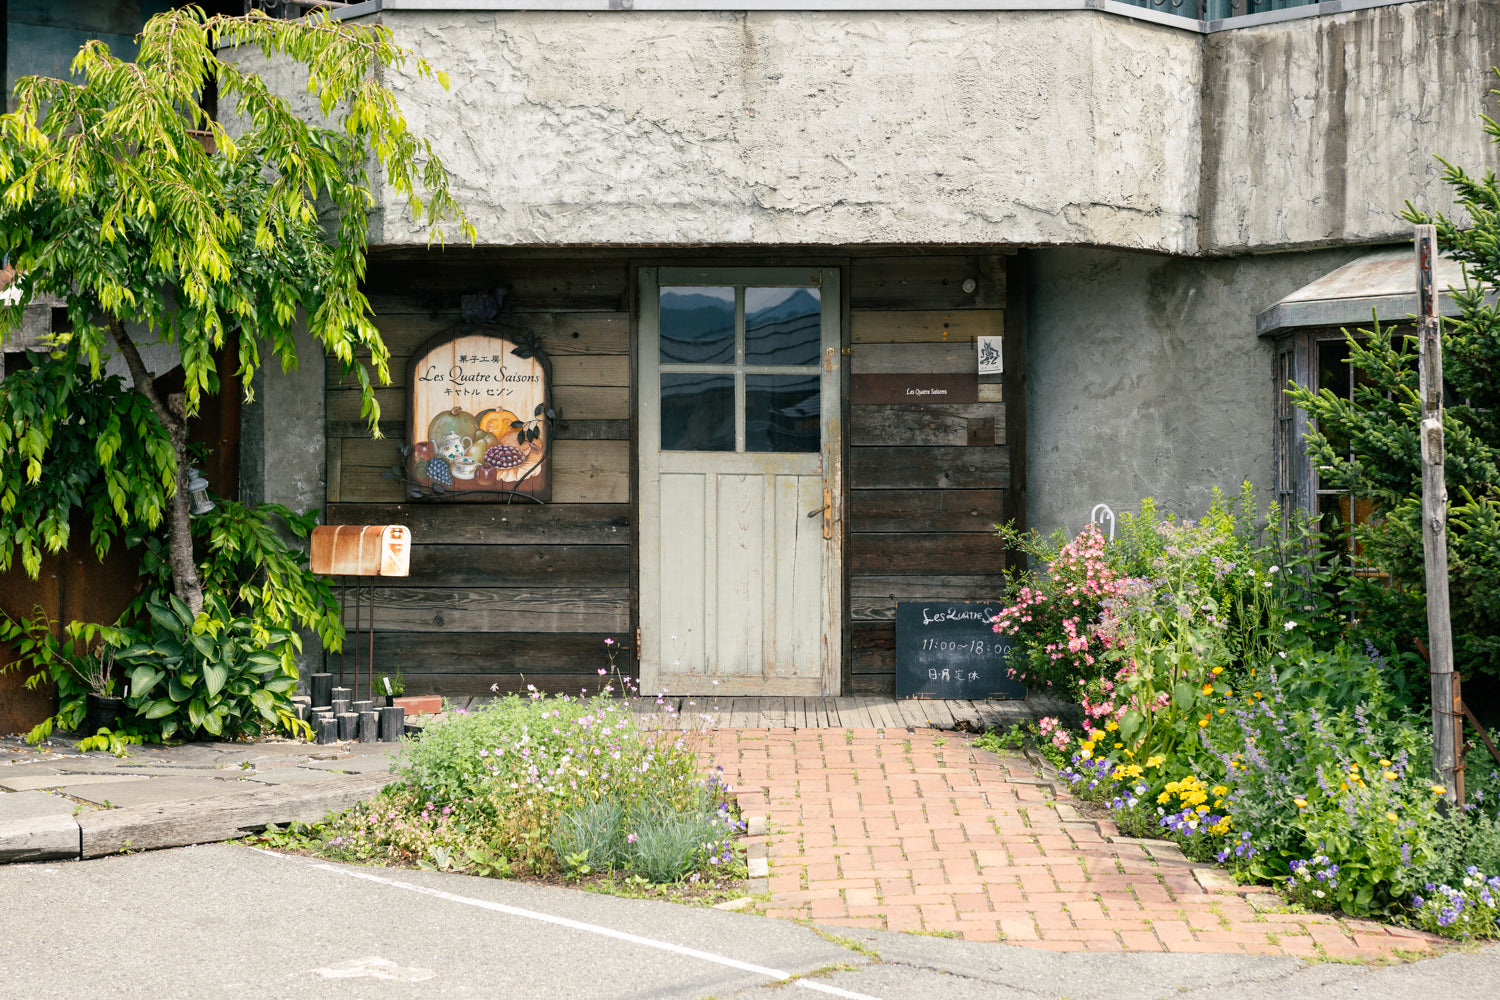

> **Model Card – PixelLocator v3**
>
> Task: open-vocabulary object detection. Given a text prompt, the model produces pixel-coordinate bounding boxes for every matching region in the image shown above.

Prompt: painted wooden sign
[895,601,1026,700]
[850,373,979,404]
[406,332,551,500]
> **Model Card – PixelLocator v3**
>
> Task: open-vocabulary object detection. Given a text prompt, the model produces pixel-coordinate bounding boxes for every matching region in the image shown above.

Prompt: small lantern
[187,467,215,516]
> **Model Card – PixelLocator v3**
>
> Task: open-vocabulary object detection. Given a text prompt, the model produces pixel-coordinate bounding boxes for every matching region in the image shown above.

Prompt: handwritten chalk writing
[921,607,1000,626]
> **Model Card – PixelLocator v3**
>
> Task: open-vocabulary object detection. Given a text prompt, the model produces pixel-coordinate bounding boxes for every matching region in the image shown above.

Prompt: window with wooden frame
[1272,325,1407,575]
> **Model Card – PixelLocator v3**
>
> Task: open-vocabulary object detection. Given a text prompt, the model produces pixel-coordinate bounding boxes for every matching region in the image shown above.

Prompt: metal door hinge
[635,626,641,659]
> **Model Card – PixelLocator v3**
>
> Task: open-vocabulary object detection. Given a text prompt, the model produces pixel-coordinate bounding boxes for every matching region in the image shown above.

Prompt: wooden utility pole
[1416,225,1458,803]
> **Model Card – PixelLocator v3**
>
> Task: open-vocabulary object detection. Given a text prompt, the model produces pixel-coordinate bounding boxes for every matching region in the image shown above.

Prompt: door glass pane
[660,286,735,365]
[746,287,821,366]
[745,374,819,453]
[661,373,734,451]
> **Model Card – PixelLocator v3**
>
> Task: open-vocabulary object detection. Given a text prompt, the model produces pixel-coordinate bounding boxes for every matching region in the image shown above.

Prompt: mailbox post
[310,525,412,704]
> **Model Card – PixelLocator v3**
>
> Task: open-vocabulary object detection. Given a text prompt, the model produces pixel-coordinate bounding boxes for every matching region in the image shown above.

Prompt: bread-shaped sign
[310,525,411,577]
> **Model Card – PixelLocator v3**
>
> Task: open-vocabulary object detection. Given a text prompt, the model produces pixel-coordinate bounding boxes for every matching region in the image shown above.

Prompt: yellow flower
[1090,729,1106,741]
[1198,718,1209,728]
[1106,721,1119,731]
[1384,772,1397,781]
[1254,691,1262,699]
[1431,784,1447,795]
[1386,812,1399,822]
[1113,742,1123,749]
[1146,755,1165,768]
[1379,759,1392,768]
[1195,805,1210,814]
[1201,684,1214,696]
[1217,708,1226,714]
[1294,798,1308,808]
[1212,786,1228,797]
[1341,782,1349,790]
[1211,666,1224,676]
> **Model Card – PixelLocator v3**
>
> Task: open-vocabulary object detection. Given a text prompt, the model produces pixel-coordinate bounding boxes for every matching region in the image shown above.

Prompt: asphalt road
[0,844,1496,1000]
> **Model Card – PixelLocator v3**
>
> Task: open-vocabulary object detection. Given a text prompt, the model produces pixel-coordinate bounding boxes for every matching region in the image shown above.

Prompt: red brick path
[698,727,1441,958]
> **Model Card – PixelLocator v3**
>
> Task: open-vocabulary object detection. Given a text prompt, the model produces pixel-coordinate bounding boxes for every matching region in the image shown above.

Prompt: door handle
[806,504,829,518]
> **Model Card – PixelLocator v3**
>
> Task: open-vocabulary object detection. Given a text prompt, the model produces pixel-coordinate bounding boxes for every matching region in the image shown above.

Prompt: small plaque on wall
[406,331,551,500]
[895,601,1026,701]
[977,335,1003,376]
[850,373,979,404]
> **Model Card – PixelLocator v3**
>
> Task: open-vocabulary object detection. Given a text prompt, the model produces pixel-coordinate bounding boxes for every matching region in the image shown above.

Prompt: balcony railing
[1115,0,1326,17]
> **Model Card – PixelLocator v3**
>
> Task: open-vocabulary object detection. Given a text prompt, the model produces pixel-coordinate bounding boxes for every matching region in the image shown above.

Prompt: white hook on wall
[1090,503,1116,542]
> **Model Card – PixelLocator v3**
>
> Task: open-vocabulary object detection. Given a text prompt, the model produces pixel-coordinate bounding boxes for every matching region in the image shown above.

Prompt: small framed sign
[895,601,1026,700]
[405,330,552,500]
[976,335,1003,376]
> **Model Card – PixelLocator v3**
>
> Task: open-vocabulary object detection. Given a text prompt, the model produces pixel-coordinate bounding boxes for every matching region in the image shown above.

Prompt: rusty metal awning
[1256,246,1473,336]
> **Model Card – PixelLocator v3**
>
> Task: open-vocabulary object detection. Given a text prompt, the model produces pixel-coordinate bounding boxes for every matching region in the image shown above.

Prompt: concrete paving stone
[0,789,93,821]
[57,775,256,808]
[0,812,80,863]
[1,773,152,792]
[296,755,399,775]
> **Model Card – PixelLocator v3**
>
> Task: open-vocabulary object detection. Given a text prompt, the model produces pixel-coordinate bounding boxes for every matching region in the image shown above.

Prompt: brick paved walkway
[699,727,1442,959]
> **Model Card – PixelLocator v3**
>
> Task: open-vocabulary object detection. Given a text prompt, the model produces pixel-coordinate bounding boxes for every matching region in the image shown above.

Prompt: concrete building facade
[239,0,1498,696]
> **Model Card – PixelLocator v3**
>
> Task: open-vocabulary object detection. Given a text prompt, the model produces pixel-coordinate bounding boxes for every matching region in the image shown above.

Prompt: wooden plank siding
[845,256,1015,696]
[325,254,1023,700]
[325,258,633,695]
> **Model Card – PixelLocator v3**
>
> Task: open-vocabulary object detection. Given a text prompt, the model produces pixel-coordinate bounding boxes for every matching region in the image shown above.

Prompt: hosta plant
[115,593,304,741]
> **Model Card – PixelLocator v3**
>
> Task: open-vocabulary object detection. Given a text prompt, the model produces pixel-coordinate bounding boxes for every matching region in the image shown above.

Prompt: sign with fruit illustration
[406,332,551,500]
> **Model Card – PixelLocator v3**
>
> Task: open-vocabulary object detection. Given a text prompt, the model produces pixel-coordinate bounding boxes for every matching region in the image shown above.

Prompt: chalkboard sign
[895,601,1027,701]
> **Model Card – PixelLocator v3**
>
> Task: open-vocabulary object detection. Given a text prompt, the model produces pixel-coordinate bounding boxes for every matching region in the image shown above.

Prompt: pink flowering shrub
[992,522,1130,690]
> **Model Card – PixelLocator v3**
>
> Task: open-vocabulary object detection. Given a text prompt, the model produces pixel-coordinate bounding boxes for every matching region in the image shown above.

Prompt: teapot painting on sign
[398,314,554,502]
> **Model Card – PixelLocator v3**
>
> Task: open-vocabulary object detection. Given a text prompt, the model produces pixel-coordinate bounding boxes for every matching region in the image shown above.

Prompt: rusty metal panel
[310,525,411,577]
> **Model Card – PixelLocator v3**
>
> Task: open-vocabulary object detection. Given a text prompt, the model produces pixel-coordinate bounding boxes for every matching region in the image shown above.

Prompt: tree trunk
[105,317,204,616]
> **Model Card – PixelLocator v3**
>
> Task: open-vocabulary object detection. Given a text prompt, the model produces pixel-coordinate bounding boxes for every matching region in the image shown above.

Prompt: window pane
[661,373,734,451]
[661,286,734,365]
[745,374,819,453]
[745,287,821,366]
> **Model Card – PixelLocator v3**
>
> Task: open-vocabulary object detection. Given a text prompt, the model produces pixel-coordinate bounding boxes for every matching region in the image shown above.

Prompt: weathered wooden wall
[845,255,1018,695]
[329,253,1024,699]
[325,259,632,695]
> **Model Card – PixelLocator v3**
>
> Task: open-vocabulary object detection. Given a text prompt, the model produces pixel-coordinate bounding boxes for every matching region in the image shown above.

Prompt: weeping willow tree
[0,7,473,613]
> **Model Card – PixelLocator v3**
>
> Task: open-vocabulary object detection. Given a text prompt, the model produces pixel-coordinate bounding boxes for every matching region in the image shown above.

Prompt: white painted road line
[254,848,883,1000]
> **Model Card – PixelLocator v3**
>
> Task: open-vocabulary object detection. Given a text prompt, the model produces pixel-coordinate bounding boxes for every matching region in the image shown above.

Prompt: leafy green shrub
[372,691,743,881]
[115,593,302,741]
[0,615,126,744]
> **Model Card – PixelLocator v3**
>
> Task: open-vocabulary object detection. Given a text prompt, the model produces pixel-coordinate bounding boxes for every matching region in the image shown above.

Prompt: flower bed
[253,674,746,889]
[989,487,1500,939]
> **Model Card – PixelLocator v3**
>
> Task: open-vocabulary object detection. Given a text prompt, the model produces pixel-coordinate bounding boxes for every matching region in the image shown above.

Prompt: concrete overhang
[1255,246,1472,337]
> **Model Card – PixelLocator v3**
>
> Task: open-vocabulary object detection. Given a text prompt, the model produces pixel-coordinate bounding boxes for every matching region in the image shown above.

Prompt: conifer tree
[1287,105,1500,681]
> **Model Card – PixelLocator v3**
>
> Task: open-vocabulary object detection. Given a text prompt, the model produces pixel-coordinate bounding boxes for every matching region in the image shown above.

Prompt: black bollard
[332,686,352,703]
[358,711,378,743]
[310,673,333,710]
[351,700,372,715]
[332,698,351,716]
[337,712,358,741]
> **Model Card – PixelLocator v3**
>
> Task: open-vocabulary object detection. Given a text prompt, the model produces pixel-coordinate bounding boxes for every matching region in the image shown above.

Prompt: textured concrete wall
[364,1,1493,255]
[1200,0,1500,253]
[375,10,1204,252]
[238,327,326,516]
[1024,244,1364,537]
